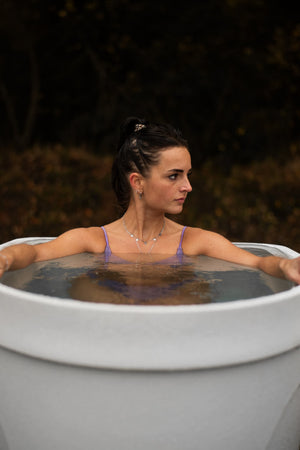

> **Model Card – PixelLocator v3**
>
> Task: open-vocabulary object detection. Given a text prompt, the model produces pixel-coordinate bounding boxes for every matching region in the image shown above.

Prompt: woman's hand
[0,253,10,278]
[0,245,36,278]
[279,257,300,284]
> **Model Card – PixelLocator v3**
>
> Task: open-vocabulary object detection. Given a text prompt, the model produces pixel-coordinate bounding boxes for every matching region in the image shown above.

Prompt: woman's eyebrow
[166,168,192,173]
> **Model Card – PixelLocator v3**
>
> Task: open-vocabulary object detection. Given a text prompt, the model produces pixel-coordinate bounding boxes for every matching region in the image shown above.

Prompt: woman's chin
[166,205,184,215]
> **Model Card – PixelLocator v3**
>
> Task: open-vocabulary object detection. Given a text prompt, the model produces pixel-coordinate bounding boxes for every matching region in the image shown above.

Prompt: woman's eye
[169,174,177,180]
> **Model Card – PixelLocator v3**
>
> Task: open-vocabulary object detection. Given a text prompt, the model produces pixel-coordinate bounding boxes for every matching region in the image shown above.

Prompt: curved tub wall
[0,238,300,450]
[1,341,300,450]
[0,238,299,370]
[266,383,300,450]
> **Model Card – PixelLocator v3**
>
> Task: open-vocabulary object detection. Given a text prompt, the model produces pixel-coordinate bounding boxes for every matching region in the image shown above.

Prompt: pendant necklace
[122,217,165,254]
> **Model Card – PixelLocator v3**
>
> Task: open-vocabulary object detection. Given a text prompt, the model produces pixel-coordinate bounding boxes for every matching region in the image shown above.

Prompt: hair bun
[118,117,147,146]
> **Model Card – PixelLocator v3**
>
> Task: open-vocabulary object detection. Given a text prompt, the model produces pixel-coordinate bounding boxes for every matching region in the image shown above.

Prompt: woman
[0,117,299,284]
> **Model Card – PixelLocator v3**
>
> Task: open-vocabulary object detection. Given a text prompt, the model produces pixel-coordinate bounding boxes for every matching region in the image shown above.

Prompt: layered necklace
[122,217,165,254]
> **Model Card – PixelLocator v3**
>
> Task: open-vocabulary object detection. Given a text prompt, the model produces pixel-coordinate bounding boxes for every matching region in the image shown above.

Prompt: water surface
[1,248,294,305]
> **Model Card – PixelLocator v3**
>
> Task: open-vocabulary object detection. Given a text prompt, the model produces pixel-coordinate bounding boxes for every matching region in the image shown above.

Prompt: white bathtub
[0,238,299,450]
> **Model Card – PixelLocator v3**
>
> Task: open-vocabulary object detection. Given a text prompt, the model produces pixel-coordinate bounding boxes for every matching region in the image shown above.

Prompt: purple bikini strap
[101,226,108,245]
[177,226,187,254]
[179,226,187,247]
[101,226,112,255]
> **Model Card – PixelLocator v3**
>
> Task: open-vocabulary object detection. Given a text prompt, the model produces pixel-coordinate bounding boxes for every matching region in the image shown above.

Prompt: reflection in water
[70,261,211,305]
[1,250,294,306]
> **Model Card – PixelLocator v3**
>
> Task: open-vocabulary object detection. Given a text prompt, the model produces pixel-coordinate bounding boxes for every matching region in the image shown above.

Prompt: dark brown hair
[111,117,188,212]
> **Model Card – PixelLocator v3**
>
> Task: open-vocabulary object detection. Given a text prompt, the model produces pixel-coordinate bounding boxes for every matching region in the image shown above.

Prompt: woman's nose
[181,178,192,192]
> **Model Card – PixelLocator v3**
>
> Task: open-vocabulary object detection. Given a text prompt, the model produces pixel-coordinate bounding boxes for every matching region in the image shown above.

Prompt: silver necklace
[122,217,165,253]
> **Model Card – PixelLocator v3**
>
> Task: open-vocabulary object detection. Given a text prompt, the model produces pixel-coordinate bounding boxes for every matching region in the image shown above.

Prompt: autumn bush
[1,146,299,252]
[181,157,300,252]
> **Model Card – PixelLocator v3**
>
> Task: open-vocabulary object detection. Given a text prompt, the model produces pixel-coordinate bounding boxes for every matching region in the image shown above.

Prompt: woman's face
[142,146,192,215]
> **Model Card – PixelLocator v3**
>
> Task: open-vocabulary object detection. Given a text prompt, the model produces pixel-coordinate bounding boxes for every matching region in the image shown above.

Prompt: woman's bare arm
[0,227,105,277]
[184,227,300,284]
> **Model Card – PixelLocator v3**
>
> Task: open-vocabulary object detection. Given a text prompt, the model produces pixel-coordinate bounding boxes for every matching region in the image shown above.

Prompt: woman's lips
[175,197,186,204]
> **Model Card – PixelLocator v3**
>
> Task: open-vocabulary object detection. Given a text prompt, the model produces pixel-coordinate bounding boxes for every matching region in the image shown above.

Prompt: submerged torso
[1,247,294,306]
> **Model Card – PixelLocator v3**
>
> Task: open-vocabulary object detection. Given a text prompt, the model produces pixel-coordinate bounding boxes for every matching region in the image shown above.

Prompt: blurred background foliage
[0,0,299,250]
[1,148,299,251]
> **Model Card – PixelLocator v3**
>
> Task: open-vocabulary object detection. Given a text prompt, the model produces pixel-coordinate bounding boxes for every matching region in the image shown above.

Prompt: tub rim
[0,237,299,370]
[0,237,298,314]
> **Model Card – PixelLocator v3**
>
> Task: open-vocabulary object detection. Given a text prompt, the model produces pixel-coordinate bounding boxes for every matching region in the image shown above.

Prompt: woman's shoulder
[184,225,214,236]
[66,226,108,251]
[182,226,228,255]
[83,226,109,251]
[33,226,107,261]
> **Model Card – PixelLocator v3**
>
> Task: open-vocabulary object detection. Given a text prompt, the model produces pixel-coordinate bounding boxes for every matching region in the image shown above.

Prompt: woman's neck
[122,208,166,244]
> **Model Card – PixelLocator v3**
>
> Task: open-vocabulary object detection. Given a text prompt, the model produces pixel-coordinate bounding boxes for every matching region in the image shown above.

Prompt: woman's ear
[129,172,144,192]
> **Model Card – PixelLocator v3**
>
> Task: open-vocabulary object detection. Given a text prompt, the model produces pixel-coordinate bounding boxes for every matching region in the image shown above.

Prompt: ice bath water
[1,247,294,305]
